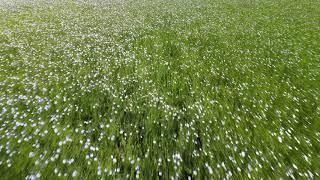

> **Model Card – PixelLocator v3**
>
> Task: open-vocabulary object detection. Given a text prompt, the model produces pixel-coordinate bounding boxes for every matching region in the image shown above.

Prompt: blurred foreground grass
[0,0,320,179]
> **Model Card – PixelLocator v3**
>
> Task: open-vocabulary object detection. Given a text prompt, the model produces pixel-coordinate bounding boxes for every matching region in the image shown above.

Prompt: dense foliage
[1,0,320,179]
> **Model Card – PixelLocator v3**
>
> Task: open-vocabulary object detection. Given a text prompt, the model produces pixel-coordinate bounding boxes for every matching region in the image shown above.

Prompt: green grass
[0,0,320,179]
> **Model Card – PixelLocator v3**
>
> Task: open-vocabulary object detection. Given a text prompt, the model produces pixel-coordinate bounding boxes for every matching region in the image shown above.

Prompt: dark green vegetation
[0,0,320,179]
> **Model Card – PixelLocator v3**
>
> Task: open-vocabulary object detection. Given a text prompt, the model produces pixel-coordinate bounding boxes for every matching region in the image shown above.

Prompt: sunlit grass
[0,0,320,179]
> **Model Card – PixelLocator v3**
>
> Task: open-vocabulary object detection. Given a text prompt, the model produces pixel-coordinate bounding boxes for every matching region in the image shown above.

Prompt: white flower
[240,151,246,157]
[205,163,213,174]
[72,170,77,177]
[193,170,197,176]
[44,105,50,110]
[29,152,35,158]
[112,158,117,164]
[29,175,36,180]
[2,107,6,114]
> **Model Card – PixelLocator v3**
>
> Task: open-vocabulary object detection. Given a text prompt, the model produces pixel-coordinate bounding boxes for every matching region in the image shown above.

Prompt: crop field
[0,0,320,179]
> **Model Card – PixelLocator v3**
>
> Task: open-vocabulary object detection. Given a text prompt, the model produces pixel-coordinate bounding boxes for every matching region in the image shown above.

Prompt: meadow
[0,0,320,179]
